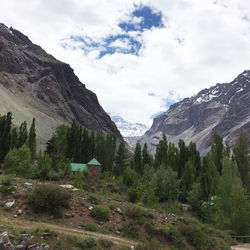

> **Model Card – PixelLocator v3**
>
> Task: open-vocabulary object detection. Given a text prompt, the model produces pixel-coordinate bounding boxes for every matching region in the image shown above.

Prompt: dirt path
[0,216,138,248]
[231,244,250,250]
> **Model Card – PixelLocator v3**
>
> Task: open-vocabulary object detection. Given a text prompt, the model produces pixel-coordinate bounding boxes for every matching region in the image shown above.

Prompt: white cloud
[1,0,250,126]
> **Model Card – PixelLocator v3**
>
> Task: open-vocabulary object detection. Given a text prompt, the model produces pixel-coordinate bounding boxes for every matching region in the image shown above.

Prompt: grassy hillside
[0,175,235,250]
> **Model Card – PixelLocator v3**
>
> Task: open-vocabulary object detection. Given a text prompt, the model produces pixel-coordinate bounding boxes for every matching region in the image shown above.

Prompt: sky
[1,0,250,126]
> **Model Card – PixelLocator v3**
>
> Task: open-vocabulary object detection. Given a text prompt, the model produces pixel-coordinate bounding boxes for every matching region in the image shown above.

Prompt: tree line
[0,111,249,235]
[119,132,250,236]
[0,112,126,180]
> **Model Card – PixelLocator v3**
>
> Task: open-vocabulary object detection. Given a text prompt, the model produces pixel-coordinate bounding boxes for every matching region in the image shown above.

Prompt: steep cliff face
[0,24,121,146]
[139,71,250,154]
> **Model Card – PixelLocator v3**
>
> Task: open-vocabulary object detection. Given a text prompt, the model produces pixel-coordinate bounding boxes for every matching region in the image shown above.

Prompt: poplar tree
[133,143,142,174]
[233,132,250,190]
[211,133,224,175]
[17,121,28,148]
[200,153,219,200]
[154,133,168,169]
[0,112,12,163]
[28,118,37,159]
[113,140,126,176]
[142,143,151,167]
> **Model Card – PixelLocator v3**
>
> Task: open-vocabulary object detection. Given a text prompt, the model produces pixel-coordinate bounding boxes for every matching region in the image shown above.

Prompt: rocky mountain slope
[139,71,250,154]
[0,24,121,147]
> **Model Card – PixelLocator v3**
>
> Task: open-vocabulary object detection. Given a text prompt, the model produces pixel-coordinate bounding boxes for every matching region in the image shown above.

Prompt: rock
[27,244,37,250]
[40,232,50,238]
[177,217,184,221]
[18,209,22,215]
[0,239,4,250]
[64,213,73,218]
[14,215,18,218]
[5,200,15,208]
[0,231,10,244]
[8,234,15,240]
[130,246,135,250]
[4,241,14,250]
[59,184,74,189]
[88,206,93,211]
[15,245,26,250]
[116,208,122,214]
[24,183,32,188]
[19,234,29,242]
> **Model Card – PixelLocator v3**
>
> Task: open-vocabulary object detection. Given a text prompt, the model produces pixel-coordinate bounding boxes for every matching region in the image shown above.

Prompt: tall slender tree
[233,132,250,190]
[17,121,28,148]
[28,118,37,159]
[211,133,224,175]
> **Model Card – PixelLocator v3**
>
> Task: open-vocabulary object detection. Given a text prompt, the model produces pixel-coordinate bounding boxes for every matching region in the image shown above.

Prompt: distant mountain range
[139,71,250,154]
[111,115,148,147]
[0,23,121,148]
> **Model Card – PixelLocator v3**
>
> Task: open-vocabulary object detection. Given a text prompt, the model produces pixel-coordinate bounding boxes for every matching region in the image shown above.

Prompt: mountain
[111,115,148,147]
[0,23,121,147]
[139,71,250,154]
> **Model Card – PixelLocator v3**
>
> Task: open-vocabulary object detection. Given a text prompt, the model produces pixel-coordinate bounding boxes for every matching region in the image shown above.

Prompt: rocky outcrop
[139,71,250,154]
[0,23,121,147]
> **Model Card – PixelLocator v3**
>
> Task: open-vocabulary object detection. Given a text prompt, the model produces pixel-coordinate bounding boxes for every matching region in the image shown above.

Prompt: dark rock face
[140,71,250,154]
[0,23,121,145]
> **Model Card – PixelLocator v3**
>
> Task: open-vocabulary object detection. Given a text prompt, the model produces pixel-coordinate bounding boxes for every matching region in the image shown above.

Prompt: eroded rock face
[0,23,121,146]
[140,71,250,154]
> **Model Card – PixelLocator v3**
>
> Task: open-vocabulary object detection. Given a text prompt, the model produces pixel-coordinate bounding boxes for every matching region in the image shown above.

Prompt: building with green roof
[71,158,102,179]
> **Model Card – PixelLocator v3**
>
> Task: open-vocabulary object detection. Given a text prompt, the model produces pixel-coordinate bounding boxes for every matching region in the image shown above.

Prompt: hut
[71,158,102,179]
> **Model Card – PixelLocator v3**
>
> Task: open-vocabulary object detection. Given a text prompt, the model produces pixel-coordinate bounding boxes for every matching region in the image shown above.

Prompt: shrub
[3,145,33,178]
[0,175,15,196]
[165,201,183,216]
[28,184,71,217]
[128,186,138,203]
[158,225,182,243]
[87,194,100,204]
[123,167,139,187]
[90,205,110,222]
[125,205,145,218]
[76,237,96,249]
[99,238,114,248]
[81,223,98,232]
[178,218,216,250]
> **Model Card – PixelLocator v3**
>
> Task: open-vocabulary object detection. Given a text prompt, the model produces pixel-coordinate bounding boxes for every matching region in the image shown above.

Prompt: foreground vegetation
[0,111,250,249]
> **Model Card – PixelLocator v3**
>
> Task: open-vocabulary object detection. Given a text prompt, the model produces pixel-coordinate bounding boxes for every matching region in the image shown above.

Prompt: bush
[165,201,183,216]
[87,194,100,204]
[90,205,110,222]
[128,186,138,203]
[178,218,216,250]
[3,145,33,178]
[76,237,96,249]
[81,223,98,232]
[28,184,71,217]
[0,175,15,196]
[125,205,145,218]
[99,238,114,248]
[123,167,139,187]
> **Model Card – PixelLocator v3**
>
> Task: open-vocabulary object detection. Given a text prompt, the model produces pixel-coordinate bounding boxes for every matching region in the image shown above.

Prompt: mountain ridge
[139,70,250,154]
[0,23,122,147]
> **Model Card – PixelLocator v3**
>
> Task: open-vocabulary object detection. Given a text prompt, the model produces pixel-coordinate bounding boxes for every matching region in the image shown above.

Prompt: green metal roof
[87,158,101,166]
[71,163,87,172]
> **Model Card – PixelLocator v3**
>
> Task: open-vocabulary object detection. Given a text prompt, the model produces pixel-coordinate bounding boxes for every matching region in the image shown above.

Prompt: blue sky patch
[62,5,164,58]
[119,5,164,32]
